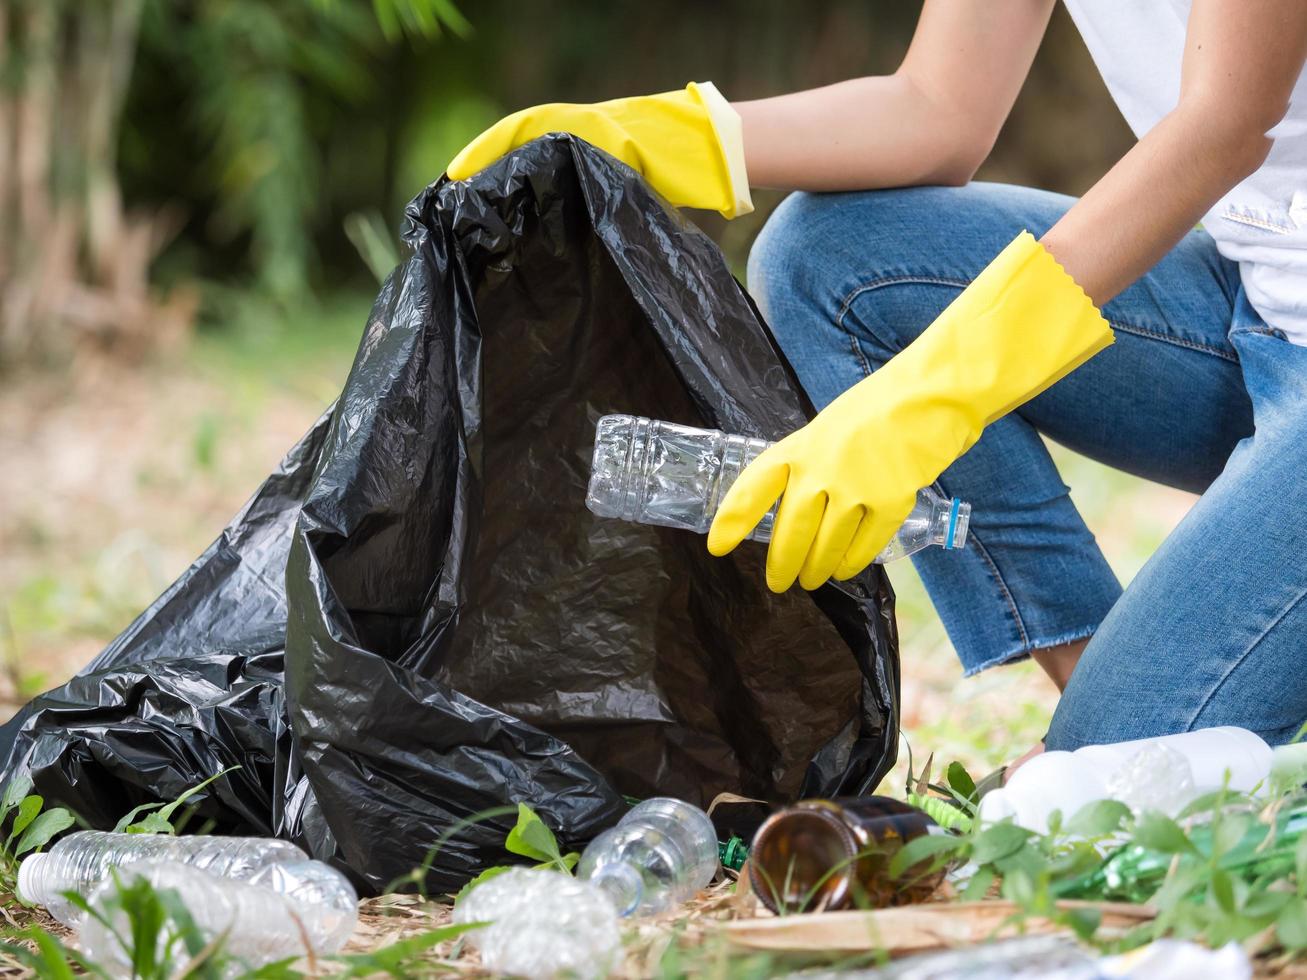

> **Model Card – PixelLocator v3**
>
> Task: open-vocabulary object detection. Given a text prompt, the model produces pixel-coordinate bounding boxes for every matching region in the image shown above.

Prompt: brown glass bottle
[747,796,947,914]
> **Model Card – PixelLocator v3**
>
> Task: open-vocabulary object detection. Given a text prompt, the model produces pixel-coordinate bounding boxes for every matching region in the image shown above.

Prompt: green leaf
[945,762,978,805]
[0,773,33,823]
[1063,905,1101,941]
[1242,888,1292,920]
[887,832,967,880]
[1212,815,1254,862]
[994,843,1048,879]
[1210,869,1236,914]
[1000,867,1036,907]
[1132,812,1197,855]
[504,803,562,864]
[1211,813,1254,859]
[0,928,87,980]
[1151,866,1205,914]
[1178,788,1241,820]
[1279,897,1307,950]
[1065,799,1132,838]
[120,766,240,835]
[15,808,75,857]
[453,865,511,905]
[5,795,44,851]
[1295,833,1307,900]
[1045,809,1064,837]
[128,811,179,836]
[113,802,165,834]
[970,822,1032,865]
[243,960,307,979]
[960,866,995,902]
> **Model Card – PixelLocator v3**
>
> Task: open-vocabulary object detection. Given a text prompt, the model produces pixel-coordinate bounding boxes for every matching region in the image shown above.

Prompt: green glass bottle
[1056,800,1307,903]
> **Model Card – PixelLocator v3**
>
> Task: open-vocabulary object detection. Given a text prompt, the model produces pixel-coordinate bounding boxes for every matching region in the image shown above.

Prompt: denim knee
[748,187,994,369]
[747,192,846,334]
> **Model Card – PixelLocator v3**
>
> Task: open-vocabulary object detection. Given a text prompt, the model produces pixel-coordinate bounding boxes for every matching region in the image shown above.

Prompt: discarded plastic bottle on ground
[586,414,971,563]
[576,797,719,916]
[748,796,946,914]
[454,867,621,980]
[977,727,1307,835]
[17,830,308,925]
[79,859,358,974]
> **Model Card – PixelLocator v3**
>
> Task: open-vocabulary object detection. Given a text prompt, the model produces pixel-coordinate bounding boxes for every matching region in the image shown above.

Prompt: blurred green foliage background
[122,0,1134,303]
[1,1,1185,778]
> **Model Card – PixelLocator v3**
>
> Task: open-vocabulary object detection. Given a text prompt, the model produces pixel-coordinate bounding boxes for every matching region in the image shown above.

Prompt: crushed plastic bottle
[453,867,621,980]
[978,727,1307,834]
[1103,743,1196,815]
[17,830,308,925]
[78,860,358,976]
[586,414,971,563]
[577,797,718,916]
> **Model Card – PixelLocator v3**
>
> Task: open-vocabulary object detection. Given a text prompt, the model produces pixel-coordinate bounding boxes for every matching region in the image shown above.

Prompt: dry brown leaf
[720,900,1156,955]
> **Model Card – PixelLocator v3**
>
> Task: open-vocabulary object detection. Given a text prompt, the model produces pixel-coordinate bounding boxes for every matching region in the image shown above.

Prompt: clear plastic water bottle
[17,830,308,924]
[576,797,718,916]
[78,859,358,972]
[586,414,971,563]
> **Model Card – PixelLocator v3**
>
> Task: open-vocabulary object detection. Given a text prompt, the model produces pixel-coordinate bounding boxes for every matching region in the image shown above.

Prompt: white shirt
[1064,1,1307,344]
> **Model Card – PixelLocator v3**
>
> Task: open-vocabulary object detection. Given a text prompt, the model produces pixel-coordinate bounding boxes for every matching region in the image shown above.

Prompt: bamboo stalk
[0,1,12,281]
[15,0,54,242]
[84,0,144,281]
[3,0,59,356]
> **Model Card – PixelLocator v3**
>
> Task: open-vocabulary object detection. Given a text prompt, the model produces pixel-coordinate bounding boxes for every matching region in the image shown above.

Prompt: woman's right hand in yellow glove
[446,82,752,218]
[708,232,1113,592]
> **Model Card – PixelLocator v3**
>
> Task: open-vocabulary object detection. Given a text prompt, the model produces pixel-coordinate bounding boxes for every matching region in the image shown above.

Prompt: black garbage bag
[0,135,900,894]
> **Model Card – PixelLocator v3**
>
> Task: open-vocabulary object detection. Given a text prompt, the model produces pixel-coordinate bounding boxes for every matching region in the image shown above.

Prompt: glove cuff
[689,82,754,218]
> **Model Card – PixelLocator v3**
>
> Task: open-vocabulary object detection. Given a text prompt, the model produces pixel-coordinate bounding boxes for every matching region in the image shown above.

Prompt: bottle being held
[577,797,719,916]
[586,415,970,565]
[748,797,948,914]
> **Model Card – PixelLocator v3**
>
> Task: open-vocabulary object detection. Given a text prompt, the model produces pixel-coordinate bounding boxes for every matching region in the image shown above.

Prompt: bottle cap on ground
[16,852,48,905]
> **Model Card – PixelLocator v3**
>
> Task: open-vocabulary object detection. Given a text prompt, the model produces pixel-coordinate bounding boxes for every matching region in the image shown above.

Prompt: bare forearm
[1043,0,1307,307]
[1041,105,1269,306]
[734,0,1053,193]
[734,76,982,191]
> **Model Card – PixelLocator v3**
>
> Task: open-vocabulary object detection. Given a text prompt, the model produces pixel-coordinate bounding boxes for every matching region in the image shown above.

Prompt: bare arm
[734,0,1055,190]
[1042,0,1307,305]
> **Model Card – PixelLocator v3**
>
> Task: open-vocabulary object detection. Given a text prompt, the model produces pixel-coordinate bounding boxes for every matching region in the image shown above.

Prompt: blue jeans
[749,182,1307,749]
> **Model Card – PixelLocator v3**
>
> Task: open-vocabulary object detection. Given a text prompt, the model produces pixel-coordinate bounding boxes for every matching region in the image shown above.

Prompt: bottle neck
[590,862,644,917]
[931,497,969,550]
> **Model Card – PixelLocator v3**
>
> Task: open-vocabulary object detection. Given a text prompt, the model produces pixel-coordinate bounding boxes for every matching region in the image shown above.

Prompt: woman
[449,1,1307,754]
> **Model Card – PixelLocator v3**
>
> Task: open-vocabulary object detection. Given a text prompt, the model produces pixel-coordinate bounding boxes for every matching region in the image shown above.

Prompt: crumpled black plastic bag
[0,135,900,894]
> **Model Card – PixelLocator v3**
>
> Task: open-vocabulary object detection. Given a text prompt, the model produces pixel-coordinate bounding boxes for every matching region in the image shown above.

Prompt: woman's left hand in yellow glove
[446,82,752,218]
[708,232,1113,592]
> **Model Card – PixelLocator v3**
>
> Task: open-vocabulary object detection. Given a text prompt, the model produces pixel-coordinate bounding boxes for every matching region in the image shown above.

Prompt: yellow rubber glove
[446,82,752,218]
[708,232,1113,592]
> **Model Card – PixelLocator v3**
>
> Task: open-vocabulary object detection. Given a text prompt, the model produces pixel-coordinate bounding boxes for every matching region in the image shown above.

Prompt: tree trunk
[0,0,192,369]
